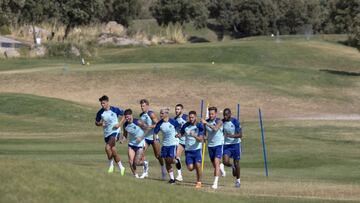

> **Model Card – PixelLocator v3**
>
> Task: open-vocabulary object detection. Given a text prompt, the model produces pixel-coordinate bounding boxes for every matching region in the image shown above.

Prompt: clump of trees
[1,0,360,48]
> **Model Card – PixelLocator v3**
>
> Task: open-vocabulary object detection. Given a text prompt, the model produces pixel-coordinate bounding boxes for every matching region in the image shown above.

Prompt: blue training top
[174,114,188,145]
[223,117,241,145]
[154,118,180,147]
[139,111,156,140]
[205,118,224,147]
[96,106,124,137]
[124,118,145,147]
[181,122,204,151]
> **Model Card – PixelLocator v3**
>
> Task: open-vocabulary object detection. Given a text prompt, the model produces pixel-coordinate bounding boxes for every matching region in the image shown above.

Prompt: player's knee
[223,161,231,167]
[135,160,141,166]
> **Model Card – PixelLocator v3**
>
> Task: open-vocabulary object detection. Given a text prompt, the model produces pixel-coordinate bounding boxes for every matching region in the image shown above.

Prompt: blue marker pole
[200,99,205,171]
[237,103,240,121]
[200,100,204,119]
[259,108,269,177]
[237,103,242,153]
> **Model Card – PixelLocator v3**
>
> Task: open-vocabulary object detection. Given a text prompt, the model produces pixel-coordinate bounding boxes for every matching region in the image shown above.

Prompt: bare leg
[105,144,112,160]
[187,164,194,171]
[234,160,240,179]
[213,158,221,177]
[135,149,145,166]
[176,144,184,159]
[195,162,202,183]
[222,155,232,167]
[152,141,164,166]
[108,137,121,163]
[128,147,136,175]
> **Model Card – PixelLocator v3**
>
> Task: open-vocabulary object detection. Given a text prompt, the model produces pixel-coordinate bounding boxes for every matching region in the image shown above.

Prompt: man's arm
[95,120,103,126]
[201,119,223,131]
[224,131,242,138]
[149,112,158,129]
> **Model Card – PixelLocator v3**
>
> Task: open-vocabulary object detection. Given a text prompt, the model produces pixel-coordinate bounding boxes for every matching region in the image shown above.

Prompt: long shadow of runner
[146,177,213,186]
[320,69,360,76]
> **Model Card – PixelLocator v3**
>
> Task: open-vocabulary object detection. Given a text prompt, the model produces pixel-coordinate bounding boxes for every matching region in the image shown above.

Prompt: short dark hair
[139,99,149,105]
[124,109,133,115]
[223,108,231,115]
[189,111,197,116]
[175,104,184,109]
[208,106,217,112]
[99,95,109,102]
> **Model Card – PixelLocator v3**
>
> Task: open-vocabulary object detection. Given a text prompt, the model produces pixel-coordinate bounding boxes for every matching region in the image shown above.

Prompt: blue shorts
[208,145,223,161]
[145,138,160,146]
[185,149,202,165]
[128,144,143,152]
[104,132,119,143]
[223,143,241,160]
[161,145,177,158]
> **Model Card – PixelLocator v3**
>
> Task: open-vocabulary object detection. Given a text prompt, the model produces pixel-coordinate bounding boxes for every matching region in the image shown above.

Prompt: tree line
[1,0,360,44]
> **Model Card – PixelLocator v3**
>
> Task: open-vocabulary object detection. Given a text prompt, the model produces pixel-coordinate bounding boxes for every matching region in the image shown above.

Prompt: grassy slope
[1,37,359,102]
[0,93,359,202]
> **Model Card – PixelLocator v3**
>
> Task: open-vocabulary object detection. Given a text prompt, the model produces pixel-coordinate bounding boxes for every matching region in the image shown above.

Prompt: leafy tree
[211,0,277,37]
[0,0,25,26]
[102,0,141,27]
[327,0,360,34]
[57,0,104,39]
[150,0,209,28]
[20,0,48,44]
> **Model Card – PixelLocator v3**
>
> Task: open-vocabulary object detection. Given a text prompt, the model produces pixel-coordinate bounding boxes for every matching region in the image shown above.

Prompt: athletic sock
[237,178,241,183]
[117,161,124,169]
[169,171,174,180]
[214,176,219,185]
[177,169,182,176]
[109,159,114,167]
[161,165,166,172]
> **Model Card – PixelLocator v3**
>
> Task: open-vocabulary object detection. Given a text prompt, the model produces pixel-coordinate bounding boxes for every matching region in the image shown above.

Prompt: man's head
[140,99,149,112]
[208,106,217,120]
[175,104,184,116]
[223,108,232,121]
[124,109,133,122]
[188,111,197,124]
[99,95,109,109]
[160,107,170,120]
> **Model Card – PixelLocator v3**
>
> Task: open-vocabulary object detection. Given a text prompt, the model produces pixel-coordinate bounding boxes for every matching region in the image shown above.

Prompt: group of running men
[95,95,242,189]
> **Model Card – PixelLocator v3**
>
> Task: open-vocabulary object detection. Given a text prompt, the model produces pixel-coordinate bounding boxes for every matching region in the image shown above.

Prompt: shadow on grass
[146,177,213,186]
[320,69,360,76]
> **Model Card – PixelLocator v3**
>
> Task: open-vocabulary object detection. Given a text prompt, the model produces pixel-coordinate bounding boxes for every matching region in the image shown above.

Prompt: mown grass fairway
[0,36,359,202]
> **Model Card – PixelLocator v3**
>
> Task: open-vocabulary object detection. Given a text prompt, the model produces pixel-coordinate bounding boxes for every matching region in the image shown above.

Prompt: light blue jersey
[154,118,179,147]
[181,122,204,151]
[223,118,241,145]
[140,111,156,140]
[206,118,224,147]
[124,119,145,147]
[96,106,124,137]
[174,114,188,145]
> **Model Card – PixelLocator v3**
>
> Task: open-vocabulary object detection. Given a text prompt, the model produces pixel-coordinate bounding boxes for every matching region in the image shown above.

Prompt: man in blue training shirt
[139,99,166,179]
[154,107,182,184]
[173,103,188,181]
[95,95,125,175]
[222,108,243,188]
[201,106,225,189]
[180,111,204,189]
[123,109,149,179]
